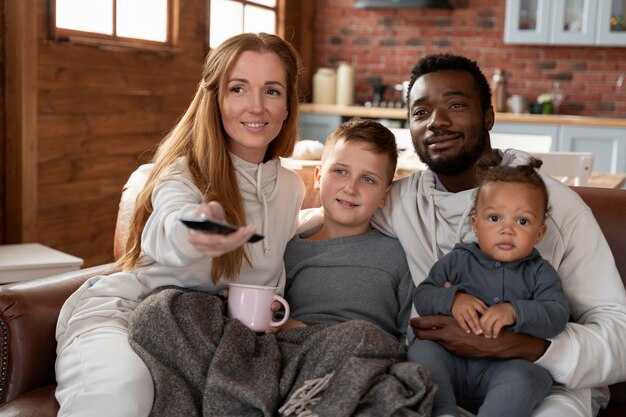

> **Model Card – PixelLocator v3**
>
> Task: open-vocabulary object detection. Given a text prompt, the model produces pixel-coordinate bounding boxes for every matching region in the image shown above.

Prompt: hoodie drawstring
[235,163,271,254]
[256,166,270,254]
[428,193,438,261]
[456,201,474,245]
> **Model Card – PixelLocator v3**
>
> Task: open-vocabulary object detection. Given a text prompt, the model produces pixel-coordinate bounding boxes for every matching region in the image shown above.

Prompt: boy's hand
[262,300,294,334]
[264,319,307,334]
[451,293,487,335]
[270,300,283,313]
[480,303,516,338]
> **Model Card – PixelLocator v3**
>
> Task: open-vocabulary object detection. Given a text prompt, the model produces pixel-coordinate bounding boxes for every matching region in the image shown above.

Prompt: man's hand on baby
[411,315,546,361]
[451,293,487,335]
[187,201,257,257]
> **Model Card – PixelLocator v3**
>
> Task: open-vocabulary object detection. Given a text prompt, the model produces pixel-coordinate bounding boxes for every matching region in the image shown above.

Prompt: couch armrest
[0,384,58,417]
[0,264,118,404]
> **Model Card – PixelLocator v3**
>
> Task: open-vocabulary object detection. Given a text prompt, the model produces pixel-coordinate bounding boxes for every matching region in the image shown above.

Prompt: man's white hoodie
[372,148,626,416]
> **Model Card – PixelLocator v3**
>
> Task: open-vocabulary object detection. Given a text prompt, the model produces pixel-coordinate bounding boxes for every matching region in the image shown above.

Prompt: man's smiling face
[408,69,494,176]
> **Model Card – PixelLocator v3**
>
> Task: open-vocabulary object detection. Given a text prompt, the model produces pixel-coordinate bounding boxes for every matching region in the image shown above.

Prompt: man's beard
[414,127,489,176]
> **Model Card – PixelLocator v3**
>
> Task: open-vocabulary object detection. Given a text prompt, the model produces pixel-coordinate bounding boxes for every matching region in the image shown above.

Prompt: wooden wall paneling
[278,0,315,103]
[0,0,5,242]
[38,199,120,265]
[35,0,205,267]
[4,0,38,243]
[37,132,158,165]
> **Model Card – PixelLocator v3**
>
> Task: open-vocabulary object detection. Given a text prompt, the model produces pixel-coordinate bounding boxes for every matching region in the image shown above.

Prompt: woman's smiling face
[222,50,289,163]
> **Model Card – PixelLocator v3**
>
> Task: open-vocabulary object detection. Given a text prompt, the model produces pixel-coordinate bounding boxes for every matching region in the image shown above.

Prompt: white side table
[0,243,84,284]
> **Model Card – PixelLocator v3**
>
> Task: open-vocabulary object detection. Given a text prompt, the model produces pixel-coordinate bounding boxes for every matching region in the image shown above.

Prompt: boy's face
[315,139,392,238]
[471,181,547,263]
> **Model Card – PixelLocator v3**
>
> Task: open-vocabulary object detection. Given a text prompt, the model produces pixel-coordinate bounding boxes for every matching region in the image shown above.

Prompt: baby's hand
[187,201,256,257]
[451,293,488,335]
[480,303,516,338]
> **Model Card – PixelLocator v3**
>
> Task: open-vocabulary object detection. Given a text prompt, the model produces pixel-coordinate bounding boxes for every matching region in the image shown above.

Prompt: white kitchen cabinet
[551,0,598,45]
[558,125,626,173]
[504,0,597,45]
[504,0,551,44]
[491,121,559,152]
[504,0,626,46]
[597,0,626,45]
[492,121,626,174]
[299,112,342,143]
[299,111,404,143]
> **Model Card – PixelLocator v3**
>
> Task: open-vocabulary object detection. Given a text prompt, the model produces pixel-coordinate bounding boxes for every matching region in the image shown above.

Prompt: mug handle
[270,295,290,327]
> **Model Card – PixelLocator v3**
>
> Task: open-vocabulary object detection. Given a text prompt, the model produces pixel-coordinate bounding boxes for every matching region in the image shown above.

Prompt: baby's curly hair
[473,157,550,218]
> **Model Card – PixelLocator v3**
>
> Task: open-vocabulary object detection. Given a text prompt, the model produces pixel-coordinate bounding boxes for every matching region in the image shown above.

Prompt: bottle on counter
[551,81,565,114]
[312,67,336,105]
[335,61,354,106]
[491,68,507,112]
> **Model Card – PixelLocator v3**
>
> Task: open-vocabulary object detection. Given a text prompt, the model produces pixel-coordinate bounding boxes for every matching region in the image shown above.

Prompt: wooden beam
[4,0,38,242]
[278,0,314,102]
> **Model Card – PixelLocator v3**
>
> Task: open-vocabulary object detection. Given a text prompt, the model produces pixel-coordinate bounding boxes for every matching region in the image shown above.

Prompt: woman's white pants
[55,327,154,417]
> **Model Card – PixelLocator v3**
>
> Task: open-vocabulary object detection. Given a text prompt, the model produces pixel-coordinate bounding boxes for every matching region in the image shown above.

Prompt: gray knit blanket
[128,287,435,417]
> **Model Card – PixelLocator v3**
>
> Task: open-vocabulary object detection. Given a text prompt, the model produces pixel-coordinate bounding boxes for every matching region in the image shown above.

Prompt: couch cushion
[113,163,154,259]
[571,187,626,284]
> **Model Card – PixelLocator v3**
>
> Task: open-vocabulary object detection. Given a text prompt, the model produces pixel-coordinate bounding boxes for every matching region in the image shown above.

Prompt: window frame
[49,0,180,53]
[207,0,278,49]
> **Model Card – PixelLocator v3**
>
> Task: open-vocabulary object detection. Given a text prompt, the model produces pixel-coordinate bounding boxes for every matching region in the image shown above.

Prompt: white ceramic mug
[227,283,290,332]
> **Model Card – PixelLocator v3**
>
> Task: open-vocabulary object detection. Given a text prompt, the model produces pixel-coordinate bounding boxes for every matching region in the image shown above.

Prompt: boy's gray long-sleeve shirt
[284,229,414,341]
[414,242,570,339]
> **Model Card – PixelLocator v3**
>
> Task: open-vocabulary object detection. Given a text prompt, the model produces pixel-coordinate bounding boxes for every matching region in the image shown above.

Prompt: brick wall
[313,0,626,118]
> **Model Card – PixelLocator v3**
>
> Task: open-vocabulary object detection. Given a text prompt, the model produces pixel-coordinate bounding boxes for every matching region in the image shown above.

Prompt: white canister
[335,61,354,106]
[313,67,336,105]
[507,95,527,114]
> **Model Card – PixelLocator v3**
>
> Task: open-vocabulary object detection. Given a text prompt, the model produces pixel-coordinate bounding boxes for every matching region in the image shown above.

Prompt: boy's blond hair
[322,118,398,183]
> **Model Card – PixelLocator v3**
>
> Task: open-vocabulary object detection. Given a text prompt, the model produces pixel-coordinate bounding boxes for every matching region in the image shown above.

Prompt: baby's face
[471,181,547,263]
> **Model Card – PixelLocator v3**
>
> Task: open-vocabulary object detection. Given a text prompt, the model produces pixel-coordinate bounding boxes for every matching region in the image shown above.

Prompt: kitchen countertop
[300,103,626,128]
[284,158,625,189]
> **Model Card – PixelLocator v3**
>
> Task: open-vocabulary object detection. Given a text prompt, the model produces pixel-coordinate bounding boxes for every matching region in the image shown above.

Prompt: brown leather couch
[0,166,624,417]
